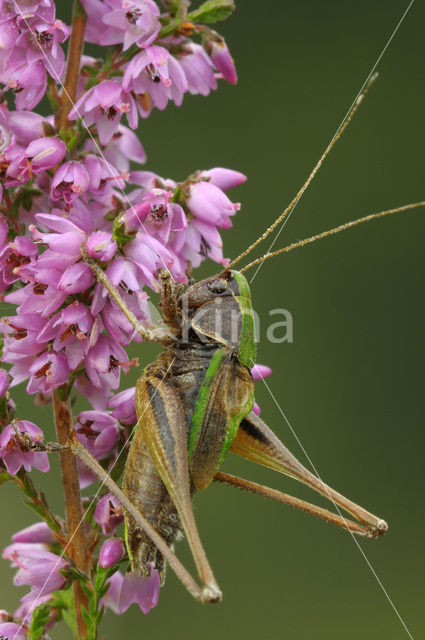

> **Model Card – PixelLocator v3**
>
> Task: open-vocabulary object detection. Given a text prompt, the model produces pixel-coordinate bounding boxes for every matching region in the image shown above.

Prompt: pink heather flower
[0,622,28,640]
[77,457,97,489]
[123,189,187,243]
[84,335,131,390]
[119,567,160,614]
[15,17,70,78]
[81,154,126,196]
[0,0,56,25]
[177,42,217,96]
[7,61,47,110]
[12,522,56,544]
[27,351,70,394]
[101,124,146,172]
[25,137,66,174]
[207,38,237,84]
[0,369,12,397]
[86,231,117,262]
[122,232,179,285]
[107,387,136,424]
[69,80,138,145]
[0,235,38,287]
[202,167,247,191]
[252,401,261,416]
[82,0,160,50]
[99,537,125,569]
[0,421,49,475]
[101,567,160,615]
[186,181,240,228]
[94,494,123,535]
[58,261,94,293]
[51,161,90,203]
[123,45,188,116]
[75,410,120,460]
[170,218,226,267]
[7,111,47,147]
[3,546,68,602]
[0,20,20,53]
[100,569,123,614]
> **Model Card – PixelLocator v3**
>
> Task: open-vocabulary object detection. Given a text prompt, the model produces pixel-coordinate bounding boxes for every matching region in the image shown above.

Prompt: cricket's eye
[207,279,228,294]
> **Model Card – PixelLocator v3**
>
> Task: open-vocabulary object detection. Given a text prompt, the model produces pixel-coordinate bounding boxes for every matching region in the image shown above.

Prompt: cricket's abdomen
[123,431,181,581]
[122,346,207,580]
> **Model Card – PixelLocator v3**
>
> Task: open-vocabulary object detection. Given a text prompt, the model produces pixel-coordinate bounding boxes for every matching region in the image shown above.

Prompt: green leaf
[29,603,51,640]
[188,0,234,23]
[51,588,78,638]
[112,215,135,248]
[46,90,59,113]
[0,470,11,485]
[81,606,91,627]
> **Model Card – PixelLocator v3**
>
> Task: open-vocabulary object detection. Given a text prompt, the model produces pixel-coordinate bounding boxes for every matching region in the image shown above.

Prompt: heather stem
[53,389,89,640]
[56,0,86,131]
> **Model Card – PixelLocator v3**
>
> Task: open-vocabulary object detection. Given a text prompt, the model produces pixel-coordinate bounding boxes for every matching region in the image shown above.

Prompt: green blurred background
[1,1,424,638]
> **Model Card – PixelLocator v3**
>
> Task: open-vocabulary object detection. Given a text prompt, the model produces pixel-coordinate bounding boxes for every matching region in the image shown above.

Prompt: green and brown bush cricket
[24,73,423,606]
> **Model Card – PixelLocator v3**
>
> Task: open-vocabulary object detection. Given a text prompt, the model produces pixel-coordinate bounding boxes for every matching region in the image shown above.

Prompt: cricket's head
[179,270,256,367]
[180,270,250,313]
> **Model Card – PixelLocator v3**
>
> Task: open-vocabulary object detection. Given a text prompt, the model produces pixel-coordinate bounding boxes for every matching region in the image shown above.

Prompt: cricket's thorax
[123,271,256,579]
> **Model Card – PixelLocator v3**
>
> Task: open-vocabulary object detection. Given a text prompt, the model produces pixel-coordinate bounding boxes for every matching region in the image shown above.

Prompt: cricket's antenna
[239,202,425,273]
[226,72,379,272]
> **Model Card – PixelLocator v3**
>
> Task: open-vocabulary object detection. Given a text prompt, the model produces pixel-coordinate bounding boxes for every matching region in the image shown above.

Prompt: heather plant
[0,0,253,637]
[0,1,423,638]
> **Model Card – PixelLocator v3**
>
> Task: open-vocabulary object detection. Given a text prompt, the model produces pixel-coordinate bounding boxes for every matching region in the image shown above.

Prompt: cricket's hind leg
[226,411,387,539]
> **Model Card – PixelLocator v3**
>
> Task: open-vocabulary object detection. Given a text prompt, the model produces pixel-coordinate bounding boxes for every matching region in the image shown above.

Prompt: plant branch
[53,389,89,640]
[56,0,86,131]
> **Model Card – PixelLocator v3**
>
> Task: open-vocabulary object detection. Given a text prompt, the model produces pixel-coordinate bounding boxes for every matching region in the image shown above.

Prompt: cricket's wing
[189,348,254,491]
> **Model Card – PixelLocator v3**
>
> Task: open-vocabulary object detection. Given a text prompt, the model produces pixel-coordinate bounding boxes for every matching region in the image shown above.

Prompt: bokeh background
[1,1,424,639]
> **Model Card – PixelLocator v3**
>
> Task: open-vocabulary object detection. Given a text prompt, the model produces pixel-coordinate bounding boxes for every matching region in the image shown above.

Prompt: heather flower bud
[251,364,272,382]
[186,180,240,228]
[86,231,117,262]
[202,167,246,190]
[208,38,237,84]
[26,137,66,174]
[99,537,125,568]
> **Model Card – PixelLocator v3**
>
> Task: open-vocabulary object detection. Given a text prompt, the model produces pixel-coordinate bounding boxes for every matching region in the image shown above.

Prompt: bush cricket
[25,72,423,606]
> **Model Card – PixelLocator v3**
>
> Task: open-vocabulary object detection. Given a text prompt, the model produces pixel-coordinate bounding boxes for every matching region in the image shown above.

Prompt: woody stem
[53,389,89,639]
[55,0,86,130]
